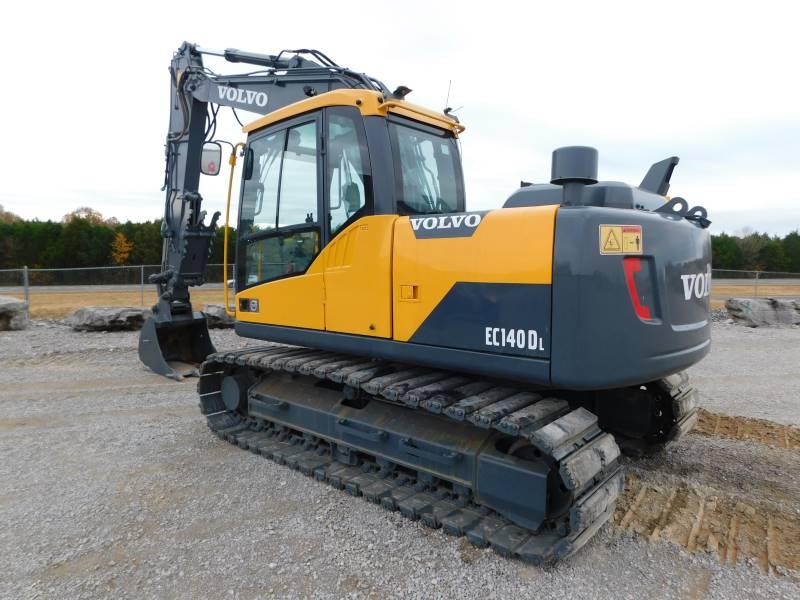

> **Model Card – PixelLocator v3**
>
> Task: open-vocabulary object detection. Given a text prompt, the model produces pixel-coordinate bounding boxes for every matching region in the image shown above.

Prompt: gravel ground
[689,321,800,426]
[0,321,798,599]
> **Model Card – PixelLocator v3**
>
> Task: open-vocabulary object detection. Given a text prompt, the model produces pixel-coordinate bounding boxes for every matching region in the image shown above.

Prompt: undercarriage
[198,345,698,563]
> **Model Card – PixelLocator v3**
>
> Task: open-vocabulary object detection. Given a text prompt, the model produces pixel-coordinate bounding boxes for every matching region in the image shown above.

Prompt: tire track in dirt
[615,409,800,574]
[614,474,800,575]
[695,408,800,451]
[1,348,136,368]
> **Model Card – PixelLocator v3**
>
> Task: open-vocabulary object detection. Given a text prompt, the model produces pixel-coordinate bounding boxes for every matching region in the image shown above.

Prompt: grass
[710,283,800,299]
[710,283,800,310]
[3,289,227,319]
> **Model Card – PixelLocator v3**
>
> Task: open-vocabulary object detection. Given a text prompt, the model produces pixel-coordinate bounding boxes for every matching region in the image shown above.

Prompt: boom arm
[139,41,389,379]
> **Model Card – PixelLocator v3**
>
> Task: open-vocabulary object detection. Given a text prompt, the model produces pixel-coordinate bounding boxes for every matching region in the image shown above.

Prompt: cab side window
[238,119,320,289]
[326,109,372,235]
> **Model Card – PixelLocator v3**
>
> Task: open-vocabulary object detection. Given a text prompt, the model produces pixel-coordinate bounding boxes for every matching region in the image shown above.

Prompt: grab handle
[336,419,387,443]
[249,393,287,415]
[399,437,462,465]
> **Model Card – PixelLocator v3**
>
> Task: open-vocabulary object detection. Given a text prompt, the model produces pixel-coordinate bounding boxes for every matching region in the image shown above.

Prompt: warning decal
[602,227,622,252]
[599,224,643,255]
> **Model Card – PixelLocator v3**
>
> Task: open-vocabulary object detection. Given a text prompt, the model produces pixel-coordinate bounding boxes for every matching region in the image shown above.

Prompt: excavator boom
[139,42,389,378]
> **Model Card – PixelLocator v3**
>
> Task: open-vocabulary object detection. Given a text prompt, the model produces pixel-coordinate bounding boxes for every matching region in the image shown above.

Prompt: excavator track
[197,345,698,563]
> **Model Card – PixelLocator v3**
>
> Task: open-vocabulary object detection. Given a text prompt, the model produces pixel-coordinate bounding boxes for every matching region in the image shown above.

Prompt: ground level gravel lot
[1,322,798,599]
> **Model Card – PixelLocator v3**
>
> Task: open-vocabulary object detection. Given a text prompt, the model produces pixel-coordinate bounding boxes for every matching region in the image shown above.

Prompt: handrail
[224,142,246,317]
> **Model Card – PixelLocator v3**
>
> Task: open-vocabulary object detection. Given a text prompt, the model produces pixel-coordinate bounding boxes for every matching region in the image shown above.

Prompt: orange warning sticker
[600,224,643,255]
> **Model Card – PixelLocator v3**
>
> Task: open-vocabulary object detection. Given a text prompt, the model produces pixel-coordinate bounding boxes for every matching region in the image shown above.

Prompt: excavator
[138,41,712,562]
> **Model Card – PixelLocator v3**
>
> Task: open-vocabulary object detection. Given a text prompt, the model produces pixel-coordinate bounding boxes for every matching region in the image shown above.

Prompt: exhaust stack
[550,146,598,206]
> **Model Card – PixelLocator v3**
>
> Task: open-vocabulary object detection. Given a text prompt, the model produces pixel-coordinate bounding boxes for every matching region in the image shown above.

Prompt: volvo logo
[680,265,711,301]
[410,213,482,231]
[216,85,269,108]
[408,212,485,239]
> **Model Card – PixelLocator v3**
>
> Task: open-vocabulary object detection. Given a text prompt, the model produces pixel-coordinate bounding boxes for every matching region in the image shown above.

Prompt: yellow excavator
[139,42,711,562]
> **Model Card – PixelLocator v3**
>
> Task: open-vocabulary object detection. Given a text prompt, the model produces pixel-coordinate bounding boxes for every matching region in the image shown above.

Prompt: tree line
[0,206,235,269]
[712,230,800,273]
[1,204,799,273]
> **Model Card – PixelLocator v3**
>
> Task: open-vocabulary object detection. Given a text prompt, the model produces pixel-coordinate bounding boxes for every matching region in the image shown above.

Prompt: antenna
[444,80,463,120]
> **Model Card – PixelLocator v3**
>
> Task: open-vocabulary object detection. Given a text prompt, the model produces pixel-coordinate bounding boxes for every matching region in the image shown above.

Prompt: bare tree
[0,204,21,224]
[62,206,106,225]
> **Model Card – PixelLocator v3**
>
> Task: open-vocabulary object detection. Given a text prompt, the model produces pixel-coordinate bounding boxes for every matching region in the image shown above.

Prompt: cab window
[327,108,372,235]
[238,119,320,289]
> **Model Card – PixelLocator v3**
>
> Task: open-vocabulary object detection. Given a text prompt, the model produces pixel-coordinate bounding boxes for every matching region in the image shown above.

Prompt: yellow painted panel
[382,101,466,135]
[324,216,396,337]
[236,270,325,330]
[392,206,558,341]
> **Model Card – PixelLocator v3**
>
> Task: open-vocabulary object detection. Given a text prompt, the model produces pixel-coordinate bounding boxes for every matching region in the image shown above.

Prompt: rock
[202,304,235,329]
[725,297,800,327]
[67,306,150,331]
[710,308,729,322]
[0,296,29,330]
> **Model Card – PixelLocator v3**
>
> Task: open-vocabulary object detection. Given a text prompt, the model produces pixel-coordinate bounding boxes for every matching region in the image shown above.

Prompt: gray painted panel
[409,282,551,358]
[550,206,711,389]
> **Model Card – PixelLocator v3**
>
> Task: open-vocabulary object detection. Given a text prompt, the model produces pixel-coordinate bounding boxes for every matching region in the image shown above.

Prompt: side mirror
[201,141,222,176]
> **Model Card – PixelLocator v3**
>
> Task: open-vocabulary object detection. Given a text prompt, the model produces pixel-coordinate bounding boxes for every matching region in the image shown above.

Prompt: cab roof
[243,89,464,136]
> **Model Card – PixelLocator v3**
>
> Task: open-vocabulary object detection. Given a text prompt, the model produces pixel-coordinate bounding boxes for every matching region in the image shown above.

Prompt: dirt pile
[695,409,800,450]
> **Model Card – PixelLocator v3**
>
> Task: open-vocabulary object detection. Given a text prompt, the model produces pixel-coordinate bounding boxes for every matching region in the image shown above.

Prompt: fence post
[22,265,30,307]
[754,270,760,298]
[140,265,145,307]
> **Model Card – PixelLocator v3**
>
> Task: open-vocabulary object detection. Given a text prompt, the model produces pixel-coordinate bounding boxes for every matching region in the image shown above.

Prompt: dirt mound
[695,409,800,450]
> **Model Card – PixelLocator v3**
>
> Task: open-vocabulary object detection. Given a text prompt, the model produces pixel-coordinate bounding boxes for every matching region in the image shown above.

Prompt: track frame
[198,345,697,562]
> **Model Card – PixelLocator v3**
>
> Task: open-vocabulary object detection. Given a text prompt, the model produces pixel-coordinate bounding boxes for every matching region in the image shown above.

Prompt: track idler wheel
[221,370,255,412]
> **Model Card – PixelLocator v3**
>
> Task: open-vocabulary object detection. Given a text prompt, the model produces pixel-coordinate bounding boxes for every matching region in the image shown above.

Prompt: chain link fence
[0,264,234,319]
[1,265,799,319]
[710,269,800,304]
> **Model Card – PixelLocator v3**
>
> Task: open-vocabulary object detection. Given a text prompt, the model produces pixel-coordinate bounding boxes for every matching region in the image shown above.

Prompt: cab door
[235,113,325,329]
[322,107,394,338]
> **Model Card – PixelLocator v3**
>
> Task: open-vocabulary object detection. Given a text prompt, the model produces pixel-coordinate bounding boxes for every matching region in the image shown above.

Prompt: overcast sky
[1,0,798,235]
